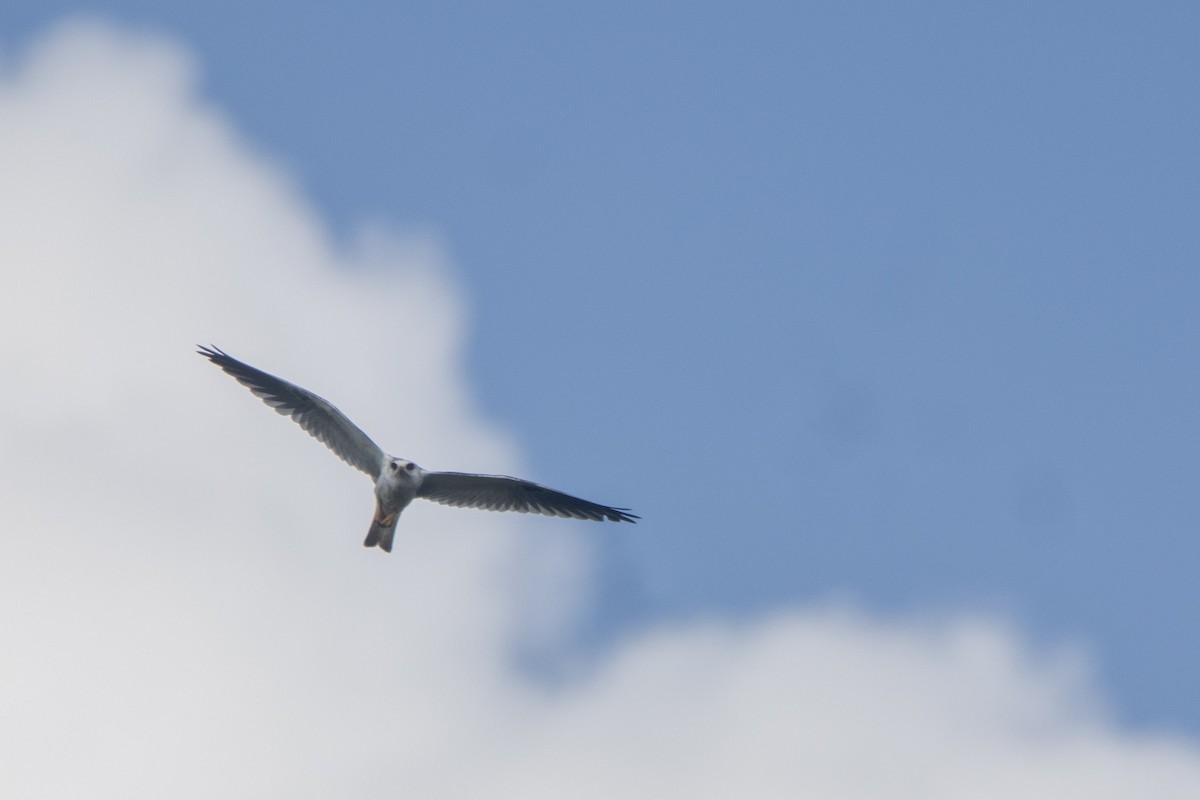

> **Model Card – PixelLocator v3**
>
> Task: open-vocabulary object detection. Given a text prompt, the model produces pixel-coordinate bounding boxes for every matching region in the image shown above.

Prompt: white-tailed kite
[199,346,638,552]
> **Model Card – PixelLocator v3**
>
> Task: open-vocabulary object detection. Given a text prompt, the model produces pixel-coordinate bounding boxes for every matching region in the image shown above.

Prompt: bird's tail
[364,502,400,553]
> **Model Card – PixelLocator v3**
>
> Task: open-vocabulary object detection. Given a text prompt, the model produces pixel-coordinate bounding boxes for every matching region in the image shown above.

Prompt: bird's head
[386,458,420,485]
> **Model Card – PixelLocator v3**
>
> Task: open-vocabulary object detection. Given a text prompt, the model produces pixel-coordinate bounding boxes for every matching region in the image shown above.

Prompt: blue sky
[3,0,1198,746]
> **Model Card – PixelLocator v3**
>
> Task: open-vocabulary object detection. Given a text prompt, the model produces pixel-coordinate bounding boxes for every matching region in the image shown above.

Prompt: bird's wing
[416,471,638,522]
[199,345,385,479]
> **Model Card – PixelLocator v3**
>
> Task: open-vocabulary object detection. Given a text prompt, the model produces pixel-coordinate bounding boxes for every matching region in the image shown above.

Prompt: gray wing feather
[199,345,385,479]
[417,472,638,522]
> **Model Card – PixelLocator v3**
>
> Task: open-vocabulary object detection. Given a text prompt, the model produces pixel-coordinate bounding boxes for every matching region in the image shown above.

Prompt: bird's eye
[405,463,415,471]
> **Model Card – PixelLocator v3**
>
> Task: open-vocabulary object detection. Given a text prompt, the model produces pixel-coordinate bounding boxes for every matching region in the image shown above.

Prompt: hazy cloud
[1,20,1197,799]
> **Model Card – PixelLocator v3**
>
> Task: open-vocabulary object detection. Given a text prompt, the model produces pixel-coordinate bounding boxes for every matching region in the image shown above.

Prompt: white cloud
[0,19,1197,799]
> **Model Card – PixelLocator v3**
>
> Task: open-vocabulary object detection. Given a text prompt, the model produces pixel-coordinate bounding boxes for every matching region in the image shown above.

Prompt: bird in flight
[198,346,637,552]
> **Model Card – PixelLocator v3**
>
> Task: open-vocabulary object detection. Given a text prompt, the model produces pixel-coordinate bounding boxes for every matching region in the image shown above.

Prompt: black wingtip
[196,344,228,362]
[198,345,264,391]
[592,506,633,525]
